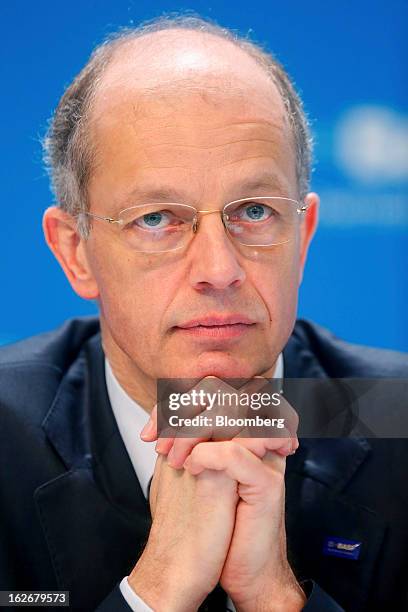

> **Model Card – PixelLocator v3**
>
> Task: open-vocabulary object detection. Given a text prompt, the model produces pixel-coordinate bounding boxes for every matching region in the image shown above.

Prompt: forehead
[94,30,286,105]
[87,31,297,204]
[90,29,290,135]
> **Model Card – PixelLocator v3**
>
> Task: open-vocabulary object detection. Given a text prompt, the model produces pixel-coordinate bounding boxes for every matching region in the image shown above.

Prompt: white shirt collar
[274,352,284,380]
[105,359,157,498]
[105,353,284,499]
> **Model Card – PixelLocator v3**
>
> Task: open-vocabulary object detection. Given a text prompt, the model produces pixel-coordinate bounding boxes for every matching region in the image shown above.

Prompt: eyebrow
[236,174,287,195]
[117,173,287,211]
[117,188,186,212]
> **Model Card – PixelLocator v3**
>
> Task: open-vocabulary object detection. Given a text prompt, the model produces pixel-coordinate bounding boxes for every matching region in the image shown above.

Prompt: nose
[188,211,246,291]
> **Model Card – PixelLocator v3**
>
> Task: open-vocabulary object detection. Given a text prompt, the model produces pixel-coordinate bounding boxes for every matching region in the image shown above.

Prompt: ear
[298,192,319,285]
[43,206,99,300]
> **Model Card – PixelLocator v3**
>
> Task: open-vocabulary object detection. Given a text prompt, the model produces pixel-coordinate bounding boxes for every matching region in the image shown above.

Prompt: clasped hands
[129,377,306,612]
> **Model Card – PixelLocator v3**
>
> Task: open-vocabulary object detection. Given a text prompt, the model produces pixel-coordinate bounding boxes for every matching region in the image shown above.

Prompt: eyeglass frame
[78,196,309,253]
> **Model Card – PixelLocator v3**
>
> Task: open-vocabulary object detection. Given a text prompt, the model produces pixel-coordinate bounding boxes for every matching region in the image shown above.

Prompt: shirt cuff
[119,576,153,612]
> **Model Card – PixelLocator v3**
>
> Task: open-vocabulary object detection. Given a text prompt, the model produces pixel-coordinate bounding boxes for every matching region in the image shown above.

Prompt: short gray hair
[43,15,313,237]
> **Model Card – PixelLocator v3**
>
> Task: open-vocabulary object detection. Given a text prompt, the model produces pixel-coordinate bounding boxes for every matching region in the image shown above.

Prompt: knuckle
[223,440,243,462]
[189,444,201,461]
[190,441,209,461]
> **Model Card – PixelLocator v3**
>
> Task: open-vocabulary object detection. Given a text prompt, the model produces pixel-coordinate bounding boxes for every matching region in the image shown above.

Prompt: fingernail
[155,439,165,454]
[289,440,299,455]
[283,440,293,454]
[140,419,153,439]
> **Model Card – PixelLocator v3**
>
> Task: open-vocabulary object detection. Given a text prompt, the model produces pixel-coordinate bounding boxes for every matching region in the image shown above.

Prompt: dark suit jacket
[0,317,407,611]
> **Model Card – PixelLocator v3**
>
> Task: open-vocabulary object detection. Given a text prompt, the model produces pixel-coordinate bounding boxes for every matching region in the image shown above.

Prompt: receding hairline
[89,27,290,123]
[100,26,284,81]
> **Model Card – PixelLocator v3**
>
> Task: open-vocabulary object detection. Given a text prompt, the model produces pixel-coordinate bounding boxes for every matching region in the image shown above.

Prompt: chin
[172,354,259,382]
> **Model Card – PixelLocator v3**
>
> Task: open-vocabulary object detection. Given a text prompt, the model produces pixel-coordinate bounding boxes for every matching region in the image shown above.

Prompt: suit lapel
[35,334,151,609]
[284,328,386,609]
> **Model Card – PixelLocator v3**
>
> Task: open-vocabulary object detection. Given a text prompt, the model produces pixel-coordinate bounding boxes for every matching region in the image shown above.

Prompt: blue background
[1,0,407,350]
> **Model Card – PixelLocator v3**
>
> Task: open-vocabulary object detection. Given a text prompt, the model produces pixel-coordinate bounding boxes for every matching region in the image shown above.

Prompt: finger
[155,436,175,455]
[167,433,212,468]
[184,441,285,502]
[238,375,276,396]
[155,379,216,453]
[144,378,219,445]
[155,375,289,462]
[238,379,298,445]
[271,396,299,453]
[184,441,262,482]
[162,404,297,466]
[166,405,238,468]
[140,405,158,441]
[156,376,246,456]
[168,420,298,469]
[271,394,299,438]
[275,435,299,456]
[261,449,287,476]
[165,395,249,467]
[232,430,296,458]
[238,393,298,448]
[154,377,229,450]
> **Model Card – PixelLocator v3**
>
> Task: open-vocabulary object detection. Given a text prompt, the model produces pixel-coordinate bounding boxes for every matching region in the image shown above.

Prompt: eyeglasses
[80,196,308,253]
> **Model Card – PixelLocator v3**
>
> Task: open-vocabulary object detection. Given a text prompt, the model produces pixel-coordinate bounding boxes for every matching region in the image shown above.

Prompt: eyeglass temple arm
[81,211,122,224]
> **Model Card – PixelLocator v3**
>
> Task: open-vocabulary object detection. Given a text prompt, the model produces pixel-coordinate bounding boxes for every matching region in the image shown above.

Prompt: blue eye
[143,212,164,227]
[236,203,274,223]
[136,210,173,230]
[123,206,192,234]
[245,204,266,220]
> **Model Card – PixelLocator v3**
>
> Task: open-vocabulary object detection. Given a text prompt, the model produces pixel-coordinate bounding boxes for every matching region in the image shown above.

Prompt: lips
[177,314,256,329]
[173,314,256,340]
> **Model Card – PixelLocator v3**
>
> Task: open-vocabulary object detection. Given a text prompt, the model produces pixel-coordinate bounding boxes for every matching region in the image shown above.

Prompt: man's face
[63,38,317,391]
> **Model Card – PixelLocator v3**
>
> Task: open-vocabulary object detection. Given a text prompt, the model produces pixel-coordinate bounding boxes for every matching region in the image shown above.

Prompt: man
[1,15,407,612]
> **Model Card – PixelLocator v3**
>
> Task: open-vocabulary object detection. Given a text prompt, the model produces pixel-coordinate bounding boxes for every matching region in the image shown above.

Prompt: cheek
[94,250,190,361]
[102,270,174,336]
[86,241,178,343]
[245,242,301,324]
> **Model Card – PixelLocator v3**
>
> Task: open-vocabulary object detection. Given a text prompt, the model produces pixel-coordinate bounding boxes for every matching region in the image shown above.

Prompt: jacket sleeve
[95,584,133,611]
[301,581,344,611]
